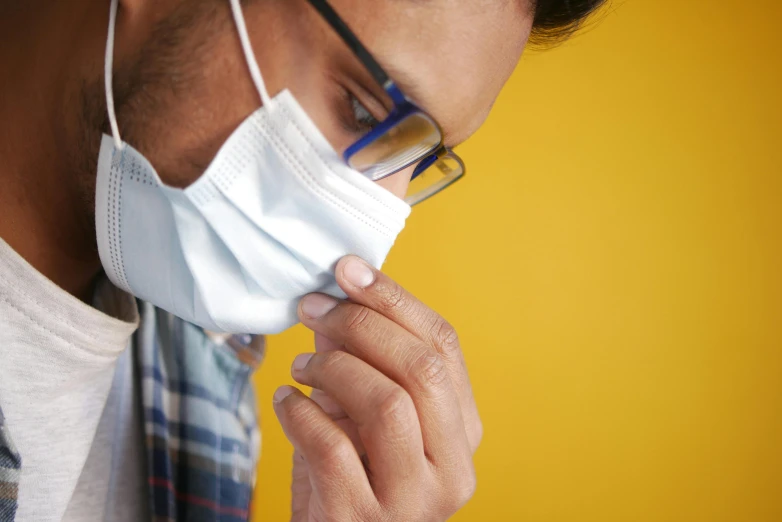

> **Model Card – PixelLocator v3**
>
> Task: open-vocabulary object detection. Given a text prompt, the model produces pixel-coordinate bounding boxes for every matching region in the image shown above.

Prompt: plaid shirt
[0,300,263,521]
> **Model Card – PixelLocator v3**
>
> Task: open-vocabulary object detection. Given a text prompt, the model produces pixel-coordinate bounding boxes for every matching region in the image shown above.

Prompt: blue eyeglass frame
[306,0,455,181]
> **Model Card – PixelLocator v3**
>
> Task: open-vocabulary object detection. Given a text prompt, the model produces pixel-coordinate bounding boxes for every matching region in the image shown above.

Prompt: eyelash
[341,91,381,135]
[352,95,380,129]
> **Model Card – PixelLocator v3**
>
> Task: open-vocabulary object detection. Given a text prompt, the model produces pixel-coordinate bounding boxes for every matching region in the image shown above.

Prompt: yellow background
[253,0,782,520]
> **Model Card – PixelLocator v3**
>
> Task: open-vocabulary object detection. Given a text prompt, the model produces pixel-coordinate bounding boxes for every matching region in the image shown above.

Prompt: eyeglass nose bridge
[412,146,452,180]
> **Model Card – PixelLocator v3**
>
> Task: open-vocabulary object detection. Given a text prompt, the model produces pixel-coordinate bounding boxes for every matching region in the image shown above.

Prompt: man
[0,0,604,520]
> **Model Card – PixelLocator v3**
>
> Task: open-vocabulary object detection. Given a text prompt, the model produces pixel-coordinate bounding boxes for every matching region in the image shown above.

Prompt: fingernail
[343,257,375,288]
[292,353,313,373]
[273,386,295,404]
[301,294,338,319]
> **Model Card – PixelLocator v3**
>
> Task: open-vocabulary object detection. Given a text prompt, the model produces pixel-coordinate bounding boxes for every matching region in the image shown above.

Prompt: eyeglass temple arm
[306,0,404,103]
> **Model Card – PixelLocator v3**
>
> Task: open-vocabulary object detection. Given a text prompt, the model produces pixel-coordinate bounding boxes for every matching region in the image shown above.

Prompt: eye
[339,91,381,135]
[351,95,380,130]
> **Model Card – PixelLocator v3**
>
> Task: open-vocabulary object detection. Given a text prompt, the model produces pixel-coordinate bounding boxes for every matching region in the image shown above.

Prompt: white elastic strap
[228,0,273,109]
[105,0,123,149]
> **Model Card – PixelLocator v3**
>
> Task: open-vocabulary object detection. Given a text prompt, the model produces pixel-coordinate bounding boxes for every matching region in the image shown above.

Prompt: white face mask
[95,0,411,334]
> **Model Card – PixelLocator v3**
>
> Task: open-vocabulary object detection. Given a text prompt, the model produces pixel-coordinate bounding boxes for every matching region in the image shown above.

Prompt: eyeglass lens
[404,153,464,206]
[347,112,442,181]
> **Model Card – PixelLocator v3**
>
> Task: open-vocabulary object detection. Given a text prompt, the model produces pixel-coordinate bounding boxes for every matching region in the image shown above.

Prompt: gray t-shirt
[63,326,149,521]
[0,238,147,520]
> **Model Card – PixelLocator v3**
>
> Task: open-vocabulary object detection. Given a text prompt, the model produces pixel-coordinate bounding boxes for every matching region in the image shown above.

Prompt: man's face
[106,0,531,199]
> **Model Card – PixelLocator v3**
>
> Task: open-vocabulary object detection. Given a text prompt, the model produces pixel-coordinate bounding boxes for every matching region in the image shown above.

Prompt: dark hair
[530,0,607,47]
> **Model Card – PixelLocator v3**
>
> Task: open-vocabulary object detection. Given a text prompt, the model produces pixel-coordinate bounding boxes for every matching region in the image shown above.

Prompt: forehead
[331,0,532,145]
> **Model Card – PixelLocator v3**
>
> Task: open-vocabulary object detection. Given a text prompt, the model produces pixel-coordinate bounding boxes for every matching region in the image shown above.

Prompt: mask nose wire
[228,0,273,110]
[103,0,273,152]
[105,0,123,150]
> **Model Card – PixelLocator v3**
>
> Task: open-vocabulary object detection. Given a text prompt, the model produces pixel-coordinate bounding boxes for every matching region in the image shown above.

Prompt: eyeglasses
[306,0,465,206]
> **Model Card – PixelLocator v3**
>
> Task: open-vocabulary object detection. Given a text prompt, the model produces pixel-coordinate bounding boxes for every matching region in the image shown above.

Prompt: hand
[273,255,483,522]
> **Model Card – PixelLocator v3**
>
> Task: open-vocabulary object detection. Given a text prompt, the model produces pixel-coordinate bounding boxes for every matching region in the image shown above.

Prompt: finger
[309,333,348,420]
[272,386,375,514]
[336,255,482,452]
[291,451,312,521]
[310,333,365,456]
[291,350,428,496]
[298,294,471,469]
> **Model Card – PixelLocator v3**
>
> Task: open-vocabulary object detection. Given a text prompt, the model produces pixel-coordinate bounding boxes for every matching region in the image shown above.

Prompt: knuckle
[317,350,351,375]
[284,396,316,425]
[344,305,373,334]
[379,282,408,313]
[280,394,311,422]
[375,386,416,428]
[410,350,450,392]
[317,433,357,471]
[353,502,384,522]
[471,417,484,450]
[454,467,478,506]
[432,318,460,357]
[442,466,477,514]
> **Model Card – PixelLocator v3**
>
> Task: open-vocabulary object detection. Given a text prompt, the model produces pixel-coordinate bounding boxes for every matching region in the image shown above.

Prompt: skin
[0,0,531,519]
[286,256,485,520]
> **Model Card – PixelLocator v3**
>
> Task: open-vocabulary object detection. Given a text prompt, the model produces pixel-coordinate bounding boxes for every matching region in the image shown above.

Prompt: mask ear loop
[105,0,123,150]
[228,0,273,110]
[104,0,271,153]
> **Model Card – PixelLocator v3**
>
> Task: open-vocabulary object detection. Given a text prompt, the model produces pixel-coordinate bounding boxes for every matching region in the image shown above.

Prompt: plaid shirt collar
[0,408,21,520]
[0,301,263,521]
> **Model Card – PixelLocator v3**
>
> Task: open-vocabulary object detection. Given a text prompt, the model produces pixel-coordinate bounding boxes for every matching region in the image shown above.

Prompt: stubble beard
[69,1,222,256]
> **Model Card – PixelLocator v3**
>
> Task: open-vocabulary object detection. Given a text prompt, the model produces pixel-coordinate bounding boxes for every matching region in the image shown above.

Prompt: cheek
[120,35,261,188]
[374,165,414,200]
